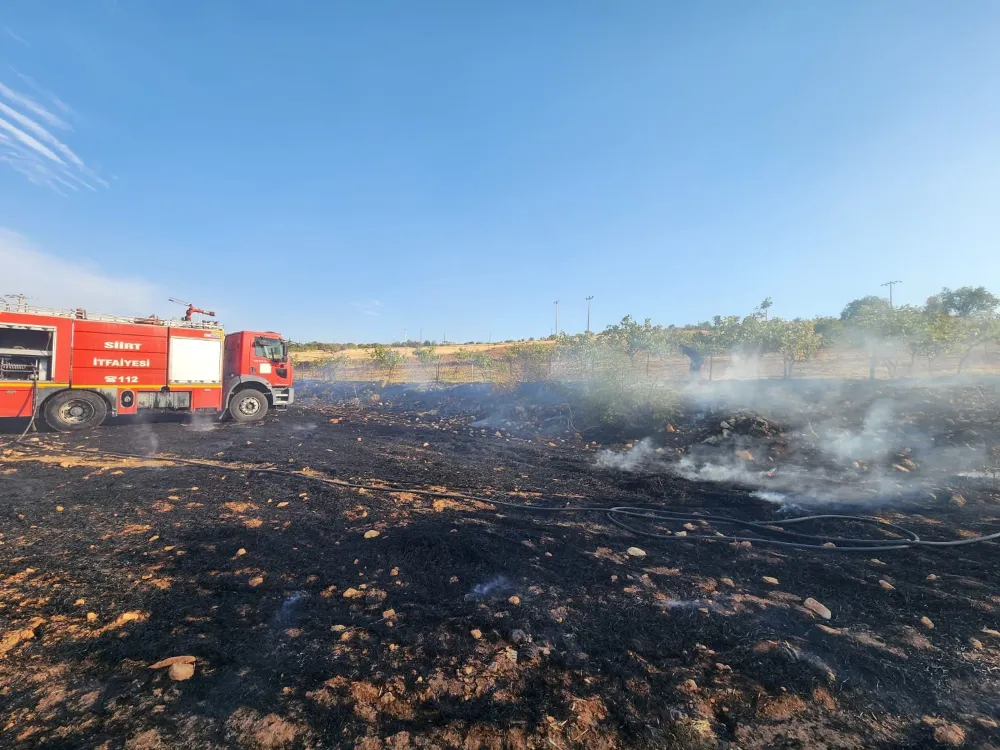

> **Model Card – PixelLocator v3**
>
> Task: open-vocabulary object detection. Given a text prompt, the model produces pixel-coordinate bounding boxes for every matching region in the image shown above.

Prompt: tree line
[296,285,1000,383]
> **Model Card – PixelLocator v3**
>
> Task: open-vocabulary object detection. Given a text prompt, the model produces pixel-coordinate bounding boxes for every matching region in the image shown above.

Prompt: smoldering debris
[465,574,515,601]
[595,438,662,472]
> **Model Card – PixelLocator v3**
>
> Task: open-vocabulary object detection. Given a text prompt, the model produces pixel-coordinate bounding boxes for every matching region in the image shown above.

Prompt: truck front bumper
[273,386,294,407]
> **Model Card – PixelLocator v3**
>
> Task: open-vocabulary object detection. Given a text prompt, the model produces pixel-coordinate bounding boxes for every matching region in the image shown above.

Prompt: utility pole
[403,328,407,342]
[2,293,29,312]
[881,280,902,307]
[553,300,560,337]
[585,295,594,334]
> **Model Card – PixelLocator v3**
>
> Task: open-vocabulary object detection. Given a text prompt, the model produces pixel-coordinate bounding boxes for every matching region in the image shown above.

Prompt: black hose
[8,441,1000,552]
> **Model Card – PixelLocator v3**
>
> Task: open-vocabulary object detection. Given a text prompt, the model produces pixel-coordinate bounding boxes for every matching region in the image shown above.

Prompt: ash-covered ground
[2,379,1000,749]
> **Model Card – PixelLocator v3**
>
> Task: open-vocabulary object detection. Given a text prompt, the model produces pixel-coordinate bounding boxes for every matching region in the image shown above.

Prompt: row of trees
[301,285,1000,383]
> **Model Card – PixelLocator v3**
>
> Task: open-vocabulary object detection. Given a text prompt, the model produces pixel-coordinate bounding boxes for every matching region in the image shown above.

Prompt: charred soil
[2,380,1000,749]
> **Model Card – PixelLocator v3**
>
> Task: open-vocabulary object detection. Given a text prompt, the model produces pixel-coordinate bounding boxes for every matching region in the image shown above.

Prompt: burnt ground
[2,380,1000,749]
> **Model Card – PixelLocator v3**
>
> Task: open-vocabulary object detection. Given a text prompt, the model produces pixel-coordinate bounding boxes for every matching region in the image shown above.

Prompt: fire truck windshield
[254,337,286,362]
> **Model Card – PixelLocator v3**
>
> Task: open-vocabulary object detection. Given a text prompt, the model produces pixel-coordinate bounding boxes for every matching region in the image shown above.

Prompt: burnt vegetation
[2,372,1000,748]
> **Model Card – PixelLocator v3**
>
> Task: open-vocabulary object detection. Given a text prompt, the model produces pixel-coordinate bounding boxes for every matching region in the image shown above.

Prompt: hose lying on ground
[7,440,1000,553]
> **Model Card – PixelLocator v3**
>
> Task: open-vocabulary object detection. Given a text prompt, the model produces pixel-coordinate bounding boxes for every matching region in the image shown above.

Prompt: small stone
[150,655,197,669]
[363,530,380,539]
[168,662,195,681]
[927,574,938,581]
[56,506,64,512]
[470,629,483,640]
[720,421,731,430]
[342,588,364,599]
[381,609,396,619]
[803,598,832,620]
[74,598,85,606]
[675,531,687,537]
[932,722,966,746]
[331,625,346,632]
[390,568,399,576]
[510,629,528,644]
[869,558,885,566]
[86,612,97,622]
[249,576,264,587]
[968,637,983,650]
[892,464,910,473]
[982,628,1000,637]
[920,616,935,630]
[236,548,247,557]
[276,501,288,508]
[762,576,780,585]
[879,579,896,591]
[720,578,735,587]
[508,595,521,606]
[683,523,697,531]
[626,547,647,557]
[682,679,698,692]
[949,494,966,507]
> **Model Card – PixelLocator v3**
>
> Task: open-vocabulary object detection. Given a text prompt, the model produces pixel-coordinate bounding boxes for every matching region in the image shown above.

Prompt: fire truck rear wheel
[44,391,109,432]
[229,389,269,423]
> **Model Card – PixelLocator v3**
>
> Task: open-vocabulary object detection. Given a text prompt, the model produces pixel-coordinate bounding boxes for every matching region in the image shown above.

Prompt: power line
[553,300,560,336]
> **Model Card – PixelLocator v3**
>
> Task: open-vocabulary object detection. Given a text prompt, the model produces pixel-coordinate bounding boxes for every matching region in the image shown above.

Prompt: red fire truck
[0,304,294,431]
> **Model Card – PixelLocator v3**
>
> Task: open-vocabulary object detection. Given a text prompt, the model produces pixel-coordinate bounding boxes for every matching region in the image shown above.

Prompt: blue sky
[1,2,999,343]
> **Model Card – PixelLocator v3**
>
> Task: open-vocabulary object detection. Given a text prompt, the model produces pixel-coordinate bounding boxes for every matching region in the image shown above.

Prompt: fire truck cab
[0,305,294,431]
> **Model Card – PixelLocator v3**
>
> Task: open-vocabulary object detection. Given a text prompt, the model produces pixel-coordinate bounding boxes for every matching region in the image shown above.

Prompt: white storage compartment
[168,337,222,383]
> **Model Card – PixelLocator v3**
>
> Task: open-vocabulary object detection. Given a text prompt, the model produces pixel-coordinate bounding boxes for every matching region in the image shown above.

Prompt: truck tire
[229,389,269,423]
[44,390,108,432]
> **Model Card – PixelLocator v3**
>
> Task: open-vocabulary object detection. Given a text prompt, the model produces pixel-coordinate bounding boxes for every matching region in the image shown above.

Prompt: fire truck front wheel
[44,391,109,432]
[229,389,269,423]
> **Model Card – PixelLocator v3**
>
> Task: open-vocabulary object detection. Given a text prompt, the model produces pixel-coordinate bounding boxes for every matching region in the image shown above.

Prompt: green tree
[768,319,822,378]
[414,346,442,381]
[322,354,350,381]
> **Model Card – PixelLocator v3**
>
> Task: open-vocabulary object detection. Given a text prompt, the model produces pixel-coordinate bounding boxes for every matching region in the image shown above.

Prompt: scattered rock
[982,628,1000,637]
[949,494,966,507]
[56,505,64,512]
[626,547,647,558]
[169,662,195,681]
[150,655,197,669]
[968,637,983,650]
[762,576,780,585]
[381,609,396,619]
[74,598,85,606]
[86,612,97,622]
[932,722,966,746]
[510,629,528,644]
[342,588,364,599]
[470,629,483,640]
[879,579,896,591]
[920,616,935,630]
[363,530,380,539]
[720,421,731,430]
[892,464,910,473]
[276,501,288,508]
[390,568,399,576]
[927,574,938,581]
[236,548,247,557]
[803,598,832,620]
[508,595,521,606]
[249,576,264,587]
[720,578,735,587]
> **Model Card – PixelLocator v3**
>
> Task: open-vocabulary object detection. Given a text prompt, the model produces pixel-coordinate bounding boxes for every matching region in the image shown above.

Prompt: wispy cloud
[351,299,383,317]
[0,77,105,192]
[0,229,158,314]
[2,27,29,47]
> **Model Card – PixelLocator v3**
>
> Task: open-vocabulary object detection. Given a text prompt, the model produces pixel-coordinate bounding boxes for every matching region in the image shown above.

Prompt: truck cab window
[254,337,286,361]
